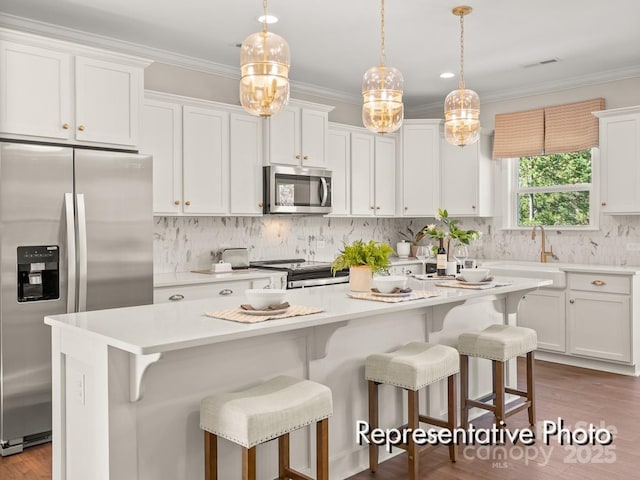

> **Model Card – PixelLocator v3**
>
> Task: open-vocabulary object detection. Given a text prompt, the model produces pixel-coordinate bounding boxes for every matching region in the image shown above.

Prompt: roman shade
[493,108,544,158]
[544,98,605,154]
[492,98,606,158]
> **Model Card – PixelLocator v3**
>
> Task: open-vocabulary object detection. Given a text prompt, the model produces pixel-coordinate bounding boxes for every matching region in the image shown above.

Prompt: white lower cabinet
[153,277,281,304]
[518,289,566,353]
[567,273,632,363]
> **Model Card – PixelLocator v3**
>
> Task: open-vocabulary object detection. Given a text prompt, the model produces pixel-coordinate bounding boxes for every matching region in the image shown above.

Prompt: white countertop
[479,259,640,275]
[46,277,550,356]
[154,269,280,288]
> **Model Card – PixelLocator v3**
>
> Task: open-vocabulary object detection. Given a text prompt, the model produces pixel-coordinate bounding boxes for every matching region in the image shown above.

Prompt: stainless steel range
[250,259,349,289]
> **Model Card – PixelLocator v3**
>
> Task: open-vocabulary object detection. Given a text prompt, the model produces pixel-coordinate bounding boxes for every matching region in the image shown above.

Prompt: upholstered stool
[200,375,333,480]
[458,324,537,428]
[365,342,459,480]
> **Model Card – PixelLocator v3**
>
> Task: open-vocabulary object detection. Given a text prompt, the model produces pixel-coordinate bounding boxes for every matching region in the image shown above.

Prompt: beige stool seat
[200,375,332,480]
[365,342,460,480]
[458,324,537,428]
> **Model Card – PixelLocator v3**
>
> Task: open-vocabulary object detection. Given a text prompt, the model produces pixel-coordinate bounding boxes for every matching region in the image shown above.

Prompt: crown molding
[407,64,640,117]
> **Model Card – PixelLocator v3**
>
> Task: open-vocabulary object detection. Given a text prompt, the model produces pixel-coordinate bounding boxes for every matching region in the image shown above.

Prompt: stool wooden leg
[204,431,217,480]
[447,374,457,462]
[460,354,469,429]
[242,447,256,480]
[316,418,329,480]
[368,380,379,473]
[494,360,505,426]
[278,433,290,479]
[527,351,536,426]
[407,389,420,480]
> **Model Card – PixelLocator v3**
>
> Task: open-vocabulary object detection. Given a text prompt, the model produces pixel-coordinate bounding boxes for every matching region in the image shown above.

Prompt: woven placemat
[348,290,440,303]
[205,305,324,324]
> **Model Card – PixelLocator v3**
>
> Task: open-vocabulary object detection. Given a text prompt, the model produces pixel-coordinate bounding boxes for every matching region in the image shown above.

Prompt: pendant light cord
[380,0,386,66]
[459,13,465,89]
[262,0,268,33]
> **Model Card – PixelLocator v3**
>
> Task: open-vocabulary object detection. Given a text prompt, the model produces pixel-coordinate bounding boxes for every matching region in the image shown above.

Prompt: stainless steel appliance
[251,259,348,289]
[263,165,332,214]
[0,141,153,456]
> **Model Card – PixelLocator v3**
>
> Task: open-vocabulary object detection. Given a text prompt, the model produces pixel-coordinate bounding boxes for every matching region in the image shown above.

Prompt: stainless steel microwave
[263,165,332,214]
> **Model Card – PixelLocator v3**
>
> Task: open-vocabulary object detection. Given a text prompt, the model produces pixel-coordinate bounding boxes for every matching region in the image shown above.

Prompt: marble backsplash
[154,214,640,273]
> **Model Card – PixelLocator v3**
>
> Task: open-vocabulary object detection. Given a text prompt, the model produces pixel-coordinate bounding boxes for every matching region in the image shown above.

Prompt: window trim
[502,148,599,231]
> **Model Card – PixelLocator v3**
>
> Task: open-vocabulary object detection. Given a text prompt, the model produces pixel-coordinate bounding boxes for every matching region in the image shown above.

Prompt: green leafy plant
[331,240,395,275]
[398,226,427,245]
[418,208,481,258]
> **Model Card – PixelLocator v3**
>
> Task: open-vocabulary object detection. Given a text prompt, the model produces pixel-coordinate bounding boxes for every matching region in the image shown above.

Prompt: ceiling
[2,0,640,113]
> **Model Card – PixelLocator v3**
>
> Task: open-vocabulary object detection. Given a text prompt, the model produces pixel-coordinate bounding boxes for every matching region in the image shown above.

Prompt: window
[510,148,597,228]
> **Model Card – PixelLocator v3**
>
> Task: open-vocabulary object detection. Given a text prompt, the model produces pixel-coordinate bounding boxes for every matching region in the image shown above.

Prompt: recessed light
[440,72,455,79]
[258,14,279,24]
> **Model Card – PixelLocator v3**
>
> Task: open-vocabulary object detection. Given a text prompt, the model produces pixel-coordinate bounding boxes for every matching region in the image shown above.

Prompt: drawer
[154,281,251,303]
[567,273,630,295]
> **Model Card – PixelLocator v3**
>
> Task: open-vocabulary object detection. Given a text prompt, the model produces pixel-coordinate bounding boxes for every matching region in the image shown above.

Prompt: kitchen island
[45,277,550,480]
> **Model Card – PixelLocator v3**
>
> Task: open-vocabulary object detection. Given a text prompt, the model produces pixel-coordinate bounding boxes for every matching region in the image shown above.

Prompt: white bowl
[460,268,490,283]
[244,289,287,309]
[372,275,408,293]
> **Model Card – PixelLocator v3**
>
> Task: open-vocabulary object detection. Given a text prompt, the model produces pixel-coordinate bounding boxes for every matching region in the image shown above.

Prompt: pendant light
[362,0,404,134]
[444,6,480,146]
[239,0,290,117]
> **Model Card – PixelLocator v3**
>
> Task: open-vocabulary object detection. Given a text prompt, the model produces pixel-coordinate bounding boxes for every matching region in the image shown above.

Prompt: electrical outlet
[317,239,326,249]
[626,243,640,252]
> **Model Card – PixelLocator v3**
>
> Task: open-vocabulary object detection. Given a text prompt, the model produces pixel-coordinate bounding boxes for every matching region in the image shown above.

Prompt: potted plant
[398,226,429,257]
[331,240,395,291]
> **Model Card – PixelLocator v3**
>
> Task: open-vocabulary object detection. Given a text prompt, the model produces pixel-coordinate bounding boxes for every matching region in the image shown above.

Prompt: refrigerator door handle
[77,193,88,312]
[65,193,77,313]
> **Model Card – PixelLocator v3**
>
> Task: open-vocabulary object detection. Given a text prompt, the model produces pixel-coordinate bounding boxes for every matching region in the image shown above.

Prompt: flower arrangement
[418,208,481,258]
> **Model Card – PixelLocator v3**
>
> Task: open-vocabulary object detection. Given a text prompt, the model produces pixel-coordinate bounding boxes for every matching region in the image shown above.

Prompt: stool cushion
[365,342,460,391]
[200,375,332,448]
[458,324,537,361]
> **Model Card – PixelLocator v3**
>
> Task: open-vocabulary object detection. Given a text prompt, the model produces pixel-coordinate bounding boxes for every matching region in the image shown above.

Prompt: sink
[479,261,566,289]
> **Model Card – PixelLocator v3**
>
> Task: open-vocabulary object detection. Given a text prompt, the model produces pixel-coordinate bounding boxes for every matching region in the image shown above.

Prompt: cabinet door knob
[78,125,85,131]
[174,200,180,205]
[404,206,408,210]
[219,288,233,295]
[62,123,70,130]
[569,299,575,304]
[370,206,375,210]
[258,202,264,208]
[185,200,191,206]
[303,155,309,160]
[591,280,606,286]
[168,294,184,301]
[472,205,476,209]
[295,154,301,159]
[376,206,380,210]
[601,202,607,206]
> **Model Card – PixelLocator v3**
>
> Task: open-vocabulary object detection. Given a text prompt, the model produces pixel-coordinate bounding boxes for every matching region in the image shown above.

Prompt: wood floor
[1,359,639,479]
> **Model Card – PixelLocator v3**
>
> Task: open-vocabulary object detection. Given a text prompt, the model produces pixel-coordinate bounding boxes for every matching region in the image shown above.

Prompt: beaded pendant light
[239,0,290,117]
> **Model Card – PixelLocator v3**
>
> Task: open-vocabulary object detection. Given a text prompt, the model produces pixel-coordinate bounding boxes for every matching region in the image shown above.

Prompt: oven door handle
[320,177,328,207]
[288,275,350,289]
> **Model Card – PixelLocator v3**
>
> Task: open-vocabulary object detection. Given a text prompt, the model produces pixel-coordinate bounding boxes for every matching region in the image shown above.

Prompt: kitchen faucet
[531,225,556,263]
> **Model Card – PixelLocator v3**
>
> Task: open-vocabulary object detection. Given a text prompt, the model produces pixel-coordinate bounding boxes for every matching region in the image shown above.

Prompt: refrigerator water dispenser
[17,246,60,302]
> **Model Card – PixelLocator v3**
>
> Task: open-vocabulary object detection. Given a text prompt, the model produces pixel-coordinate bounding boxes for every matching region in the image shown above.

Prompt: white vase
[446,261,458,276]
[349,265,373,292]
[396,241,411,259]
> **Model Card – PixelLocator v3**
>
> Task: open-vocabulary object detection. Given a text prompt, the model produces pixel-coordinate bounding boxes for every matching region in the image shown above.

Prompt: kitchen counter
[46,277,549,480]
[154,268,279,288]
[480,259,640,275]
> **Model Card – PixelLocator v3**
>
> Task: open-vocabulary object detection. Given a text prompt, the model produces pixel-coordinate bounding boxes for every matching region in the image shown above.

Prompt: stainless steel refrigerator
[0,141,153,455]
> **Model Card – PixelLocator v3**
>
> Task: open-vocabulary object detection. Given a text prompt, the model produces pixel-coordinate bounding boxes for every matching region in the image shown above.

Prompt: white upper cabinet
[327,126,351,216]
[267,100,334,168]
[141,98,182,214]
[350,130,397,216]
[439,131,494,217]
[0,30,149,149]
[594,106,640,214]
[141,92,263,217]
[229,113,264,215]
[400,120,440,217]
[182,106,229,215]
